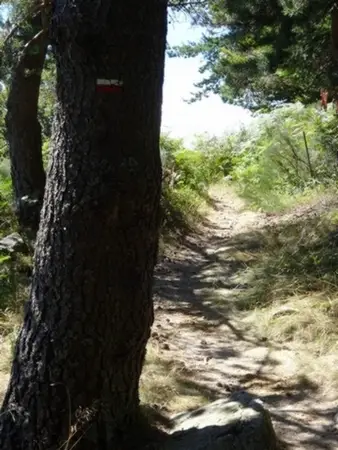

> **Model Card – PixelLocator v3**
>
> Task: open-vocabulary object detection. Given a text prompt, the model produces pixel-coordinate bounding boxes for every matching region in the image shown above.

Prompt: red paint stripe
[96,85,123,93]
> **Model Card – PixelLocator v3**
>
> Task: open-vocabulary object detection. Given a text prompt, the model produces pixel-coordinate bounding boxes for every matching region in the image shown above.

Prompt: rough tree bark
[0,0,168,449]
[332,4,338,62]
[5,14,47,233]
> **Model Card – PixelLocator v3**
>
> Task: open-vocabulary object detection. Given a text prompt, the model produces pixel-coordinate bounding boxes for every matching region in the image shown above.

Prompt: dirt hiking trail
[150,186,338,450]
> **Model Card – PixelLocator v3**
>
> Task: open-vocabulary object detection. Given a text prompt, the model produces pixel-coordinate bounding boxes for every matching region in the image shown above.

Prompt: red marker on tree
[96,79,123,93]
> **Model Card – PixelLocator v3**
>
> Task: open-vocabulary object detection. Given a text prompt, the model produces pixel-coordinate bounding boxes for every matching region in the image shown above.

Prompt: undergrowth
[225,196,338,391]
[235,203,338,310]
[160,133,227,235]
[223,103,338,211]
[0,166,15,239]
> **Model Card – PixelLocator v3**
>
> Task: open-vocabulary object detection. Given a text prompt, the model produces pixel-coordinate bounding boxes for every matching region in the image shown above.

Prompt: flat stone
[161,392,277,450]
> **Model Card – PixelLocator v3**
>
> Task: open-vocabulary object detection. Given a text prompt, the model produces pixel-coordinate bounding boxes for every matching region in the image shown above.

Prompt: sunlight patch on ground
[0,336,12,403]
[140,343,210,414]
[0,311,21,402]
[243,293,338,396]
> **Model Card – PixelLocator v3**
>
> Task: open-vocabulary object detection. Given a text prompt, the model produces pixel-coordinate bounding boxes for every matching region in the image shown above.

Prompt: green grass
[160,133,225,235]
[161,185,208,236]
[0,175,16,239]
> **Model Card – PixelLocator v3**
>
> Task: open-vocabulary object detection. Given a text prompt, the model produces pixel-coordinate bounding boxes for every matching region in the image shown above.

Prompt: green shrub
[0,159,26,314]
[0,170,15,238]
[227,103,338,211]
[161,184,206,235]
[160,133,225,233]
[192,134,234,182]
[161,133,231,195]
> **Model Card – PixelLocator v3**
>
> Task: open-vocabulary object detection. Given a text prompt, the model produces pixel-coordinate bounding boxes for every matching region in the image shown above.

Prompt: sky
[162,18,252,146]
[0,6,252,146]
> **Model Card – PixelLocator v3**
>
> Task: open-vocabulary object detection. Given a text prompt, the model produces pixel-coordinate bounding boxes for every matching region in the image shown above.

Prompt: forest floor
[142,184,338,450]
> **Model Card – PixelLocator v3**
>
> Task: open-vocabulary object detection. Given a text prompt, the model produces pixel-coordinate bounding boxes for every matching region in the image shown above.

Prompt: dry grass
[140,343,211,415]
[0,251,32,401]
[142,190,338,408]
[223,200,338,396]
[231,203,338,305]
[0,311,21,402]
[244,293,338,396]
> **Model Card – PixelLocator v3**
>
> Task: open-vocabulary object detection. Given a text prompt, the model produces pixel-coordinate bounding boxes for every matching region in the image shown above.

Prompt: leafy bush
[0,157,26,314]
[0,168,15,238]
[161,184,206,234]
[161,133,231,193]
[160,133,226,233]
[0,89,7,160]
[193,134,234,182]
[228,103,338,211]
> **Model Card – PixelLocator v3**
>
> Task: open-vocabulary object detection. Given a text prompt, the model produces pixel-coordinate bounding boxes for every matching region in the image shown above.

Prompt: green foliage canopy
[172,0,338,110]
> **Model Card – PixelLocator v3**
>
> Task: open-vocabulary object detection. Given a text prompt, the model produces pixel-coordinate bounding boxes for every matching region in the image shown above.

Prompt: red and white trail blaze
[96,79,123,93]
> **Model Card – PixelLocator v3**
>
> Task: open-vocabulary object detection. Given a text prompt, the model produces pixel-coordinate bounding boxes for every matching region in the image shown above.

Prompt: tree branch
[22,29,46,53]
[2,1,50,46]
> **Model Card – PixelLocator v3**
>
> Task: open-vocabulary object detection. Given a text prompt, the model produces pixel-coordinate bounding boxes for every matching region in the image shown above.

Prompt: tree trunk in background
[0,0,167,449]
[332,5,338,62]
[6,15,47,234]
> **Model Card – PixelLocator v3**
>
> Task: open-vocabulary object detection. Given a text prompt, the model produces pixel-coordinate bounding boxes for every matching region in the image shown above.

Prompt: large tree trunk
[5,16,47,233]
[0,1,167,449]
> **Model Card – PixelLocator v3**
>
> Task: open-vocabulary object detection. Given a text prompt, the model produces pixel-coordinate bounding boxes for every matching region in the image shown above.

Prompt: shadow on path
[153,195,338,450]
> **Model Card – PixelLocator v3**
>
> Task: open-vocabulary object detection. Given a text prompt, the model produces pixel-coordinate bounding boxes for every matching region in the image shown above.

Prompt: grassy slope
[140,184,338,417]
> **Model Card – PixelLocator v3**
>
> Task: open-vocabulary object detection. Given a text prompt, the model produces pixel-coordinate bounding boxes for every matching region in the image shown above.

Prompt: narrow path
[151,186,338,450]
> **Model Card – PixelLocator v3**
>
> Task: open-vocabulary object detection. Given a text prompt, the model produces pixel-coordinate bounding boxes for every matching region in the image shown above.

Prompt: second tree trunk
[0,1,168,449]
[6,15,47,233]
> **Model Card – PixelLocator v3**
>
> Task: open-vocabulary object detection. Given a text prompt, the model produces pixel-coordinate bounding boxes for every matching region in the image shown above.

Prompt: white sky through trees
[162,18,252,146]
